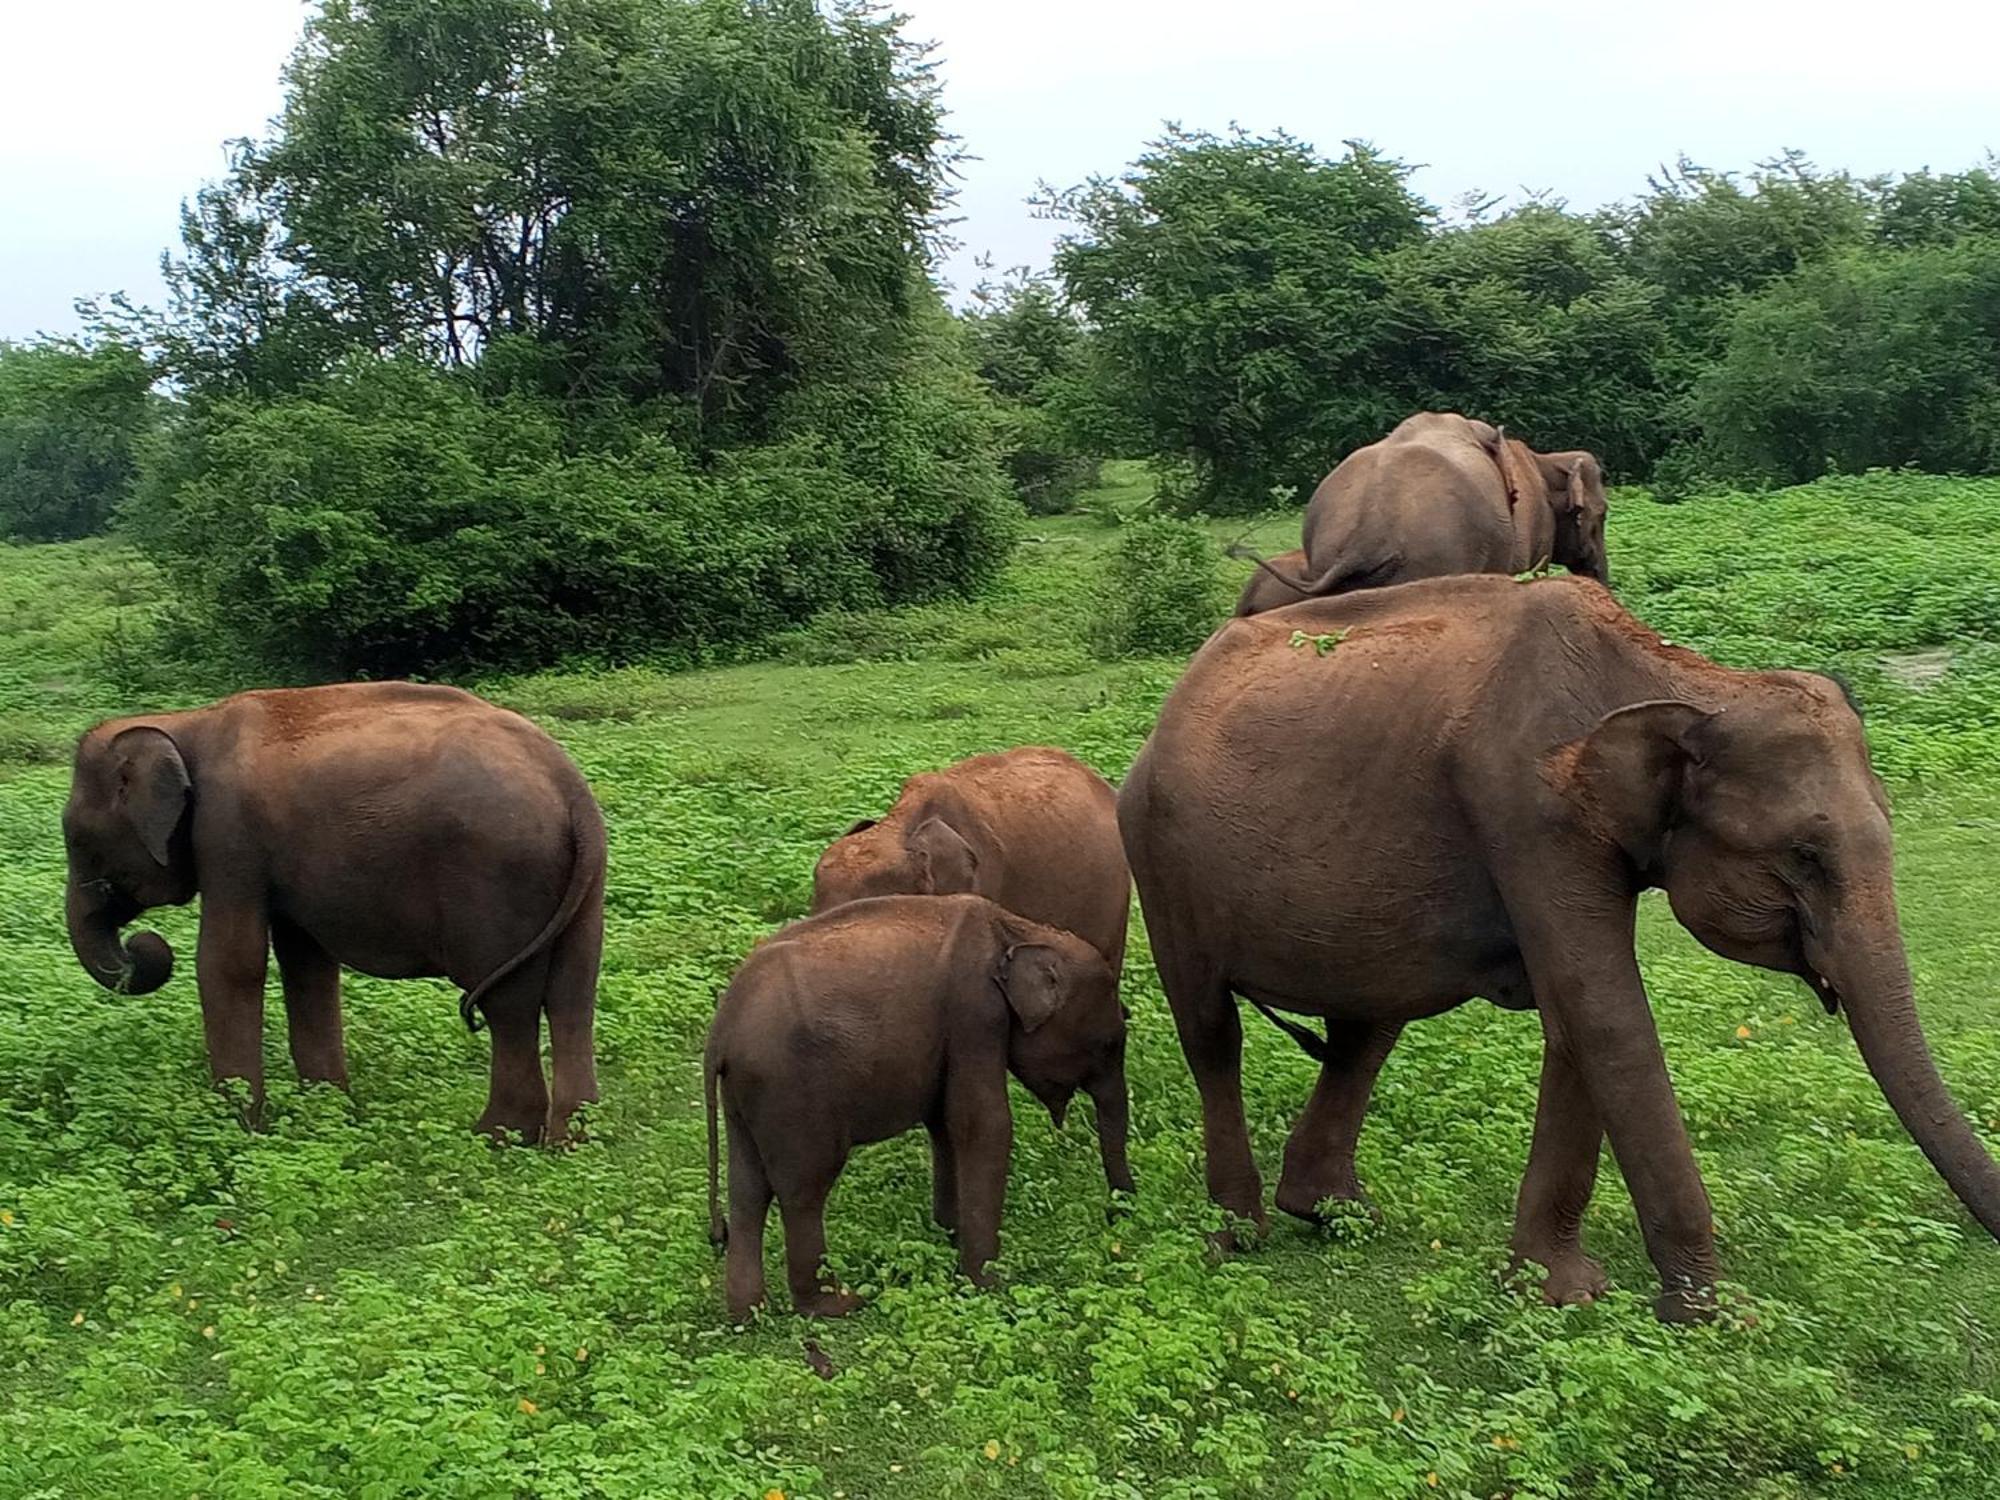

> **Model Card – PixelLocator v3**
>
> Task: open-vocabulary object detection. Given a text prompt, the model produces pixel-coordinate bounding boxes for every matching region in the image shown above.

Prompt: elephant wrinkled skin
[1120,573,2000,1319]
[704,894,1132,1317]
[1237,412,1610,612]
[62,682,606,1142]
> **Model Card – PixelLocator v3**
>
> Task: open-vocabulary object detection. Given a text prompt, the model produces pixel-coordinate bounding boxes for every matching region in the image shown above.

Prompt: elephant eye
[1793,843,1825,869]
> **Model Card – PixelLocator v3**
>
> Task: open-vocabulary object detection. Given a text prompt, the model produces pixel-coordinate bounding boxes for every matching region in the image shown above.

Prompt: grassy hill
[4,471,2000,1497]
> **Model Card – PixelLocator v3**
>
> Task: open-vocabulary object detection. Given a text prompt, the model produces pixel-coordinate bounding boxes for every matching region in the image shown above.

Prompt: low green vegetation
[4,470,2000,1497]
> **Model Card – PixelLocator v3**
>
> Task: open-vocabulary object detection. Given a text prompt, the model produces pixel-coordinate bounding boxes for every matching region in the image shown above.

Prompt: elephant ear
[111,726,191,866]
[911,816,978,894]
[996,941,1067,1033]
[1487,425,1525,509]
[1560,701,1718,869]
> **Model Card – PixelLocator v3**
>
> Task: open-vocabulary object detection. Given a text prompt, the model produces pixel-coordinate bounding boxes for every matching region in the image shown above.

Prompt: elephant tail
[1247,999,1334,1064]
[705,1050,726,1249]
[1225,543,1404,602]
[459,791,608,1033]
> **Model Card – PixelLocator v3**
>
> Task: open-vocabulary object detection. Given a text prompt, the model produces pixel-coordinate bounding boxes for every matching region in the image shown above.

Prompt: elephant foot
[1275,1172,1377,1226]
[794,1288,862,1319]
[473,1107,547,1146]
[1511,1247,1608,1307]
[1653,1278,1719,1325]
[1204,1202,1269,1259]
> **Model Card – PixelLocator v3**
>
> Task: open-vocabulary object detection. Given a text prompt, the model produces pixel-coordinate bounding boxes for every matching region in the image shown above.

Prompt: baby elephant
[704,894,1131,1318]
[811,746,1129,971]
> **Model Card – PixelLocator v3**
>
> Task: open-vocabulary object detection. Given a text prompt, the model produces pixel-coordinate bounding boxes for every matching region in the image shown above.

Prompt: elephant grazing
[810,746,1130,972]
[1119,573,2000,1319]
[1235,412,1610,613]
[62,682,606,1142]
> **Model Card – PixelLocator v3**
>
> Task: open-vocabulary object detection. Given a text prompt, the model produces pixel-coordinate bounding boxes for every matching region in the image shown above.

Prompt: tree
[1049,128,1430,511]
[0,340,159,542]
[961,270,1104,511]
[1692,239,2000,484]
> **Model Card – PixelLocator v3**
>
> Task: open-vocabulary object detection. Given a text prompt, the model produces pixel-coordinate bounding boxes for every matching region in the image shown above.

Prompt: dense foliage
[1050,139,2000,508]
[125,0,1015,675]
[0,340,159,541]
[961,273,1104,513]
[6,470,2000,1495]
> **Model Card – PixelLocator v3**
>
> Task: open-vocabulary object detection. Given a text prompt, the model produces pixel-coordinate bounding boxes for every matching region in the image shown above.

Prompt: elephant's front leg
[1276,1018,1403,1222]
[1509,1014,1608,1306]
[195,901,270,1115]
[945,1070,1013,1287]
[272,916,347,1087]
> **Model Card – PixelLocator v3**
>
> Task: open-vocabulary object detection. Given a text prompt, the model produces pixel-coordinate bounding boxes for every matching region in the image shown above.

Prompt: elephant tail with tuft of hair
[457,792,608,1033]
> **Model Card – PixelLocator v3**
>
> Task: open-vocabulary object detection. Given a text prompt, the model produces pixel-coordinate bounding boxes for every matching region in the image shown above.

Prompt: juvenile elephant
[63,682,605,1142]
[704,894,1131,1318]
[811,746,1129,971]
[1233,549,1312,618]
[1119,574,2000,1319]
[1236,412,1610,611]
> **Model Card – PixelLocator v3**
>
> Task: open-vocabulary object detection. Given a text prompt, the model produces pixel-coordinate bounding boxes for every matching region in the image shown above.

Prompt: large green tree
[0,340,159,542]
[1049,128,1430,511]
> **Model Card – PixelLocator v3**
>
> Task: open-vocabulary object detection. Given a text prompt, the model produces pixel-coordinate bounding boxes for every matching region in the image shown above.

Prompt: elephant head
[1539,449,1610,586]
[993,917,1134,1195]
[1567,676,2000,1239]
[62,724,195,995]
[811,812,979,913]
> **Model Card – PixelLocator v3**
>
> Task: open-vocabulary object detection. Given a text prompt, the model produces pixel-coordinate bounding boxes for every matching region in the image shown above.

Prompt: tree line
[3,1,1998,672]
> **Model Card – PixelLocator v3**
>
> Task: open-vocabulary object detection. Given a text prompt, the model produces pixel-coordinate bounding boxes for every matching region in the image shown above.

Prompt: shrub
[0,340,159,541]
[1089,517,1230,658]
[135,354,1019,677]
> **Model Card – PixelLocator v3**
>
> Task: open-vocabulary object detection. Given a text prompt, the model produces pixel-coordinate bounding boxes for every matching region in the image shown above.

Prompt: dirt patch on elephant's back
[1881,647,1954,690]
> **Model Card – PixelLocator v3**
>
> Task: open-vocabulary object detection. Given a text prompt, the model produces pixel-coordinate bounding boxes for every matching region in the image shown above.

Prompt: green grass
[4,473,2000,1497]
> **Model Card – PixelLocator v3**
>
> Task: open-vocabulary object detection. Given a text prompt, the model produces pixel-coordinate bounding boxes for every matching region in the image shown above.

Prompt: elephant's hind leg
[1509,1014,1609,1305]
[1276,1019,1403,1222]
[542,905,603,1143]
[724,1111,774,1320]
[472,952,553,1144]
[273,917,348,1088]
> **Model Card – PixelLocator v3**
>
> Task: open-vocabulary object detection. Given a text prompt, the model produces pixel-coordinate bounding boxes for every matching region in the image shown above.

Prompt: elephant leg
[542,906,602,1144]
[1276,1019,1404,1222]
[271,916,347,1088]
[946,1071,1013,1287]
[195,901,270,1116]
[1509,1016,1608,1305]
[724,1113,773,1320]
[773,1143,858,1318]
[927,1118,959,1235]
[473,954,552,1144]
[1517,921,1721,1321]
[1153,941,1264,1233]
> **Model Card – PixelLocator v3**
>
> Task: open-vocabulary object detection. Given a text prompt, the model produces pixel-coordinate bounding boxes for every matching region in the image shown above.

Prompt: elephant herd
[57,411,2000,1325]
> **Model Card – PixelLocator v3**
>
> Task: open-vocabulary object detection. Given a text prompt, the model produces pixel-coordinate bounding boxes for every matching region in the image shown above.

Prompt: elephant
[810,746,1130,972]
[1118,572,2000,1319]
[62,681,606,1142]
[1233,549,1312,618]
[1234,412,1610,611]
[704,893,1131,1318]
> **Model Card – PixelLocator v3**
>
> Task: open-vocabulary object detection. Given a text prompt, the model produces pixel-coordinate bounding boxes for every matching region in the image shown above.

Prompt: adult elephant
[1119,573,2000,1319]
[1235,412,1610,611]
[62,682,605,1142]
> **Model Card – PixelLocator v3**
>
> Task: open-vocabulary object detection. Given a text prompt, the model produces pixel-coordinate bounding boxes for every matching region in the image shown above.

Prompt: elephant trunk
[1828,916,2000,1241]
[1090,1064,1135,1196]
[65,878,173,995]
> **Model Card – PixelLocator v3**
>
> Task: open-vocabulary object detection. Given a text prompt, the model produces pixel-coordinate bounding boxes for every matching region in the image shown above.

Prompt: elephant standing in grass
[1235,412,1611,611]
[812,746,1129,971]
[62,682,605,1142]
[1120,573,2000,1319]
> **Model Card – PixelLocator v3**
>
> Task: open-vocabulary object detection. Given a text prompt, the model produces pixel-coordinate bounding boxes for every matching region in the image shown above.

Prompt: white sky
[3,0,1996,340]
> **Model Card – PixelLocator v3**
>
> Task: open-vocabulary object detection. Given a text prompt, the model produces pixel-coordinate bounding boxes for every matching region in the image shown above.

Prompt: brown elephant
[1235,412,1610,611]
[1119,573,2000,1319]
[1233,549,1312,618]
[704,894,1131,1317]
[811,746,1129,971]
[62,682,605,1142]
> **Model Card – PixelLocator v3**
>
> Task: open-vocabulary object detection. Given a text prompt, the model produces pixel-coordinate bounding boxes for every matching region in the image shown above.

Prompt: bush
[135,354,1019,677]
[1089,517,1230,657]
[963,274,1104,513]
[0,340,159,541]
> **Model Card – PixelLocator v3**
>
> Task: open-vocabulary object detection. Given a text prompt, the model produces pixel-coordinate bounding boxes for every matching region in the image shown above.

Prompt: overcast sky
[3,0,1996,341]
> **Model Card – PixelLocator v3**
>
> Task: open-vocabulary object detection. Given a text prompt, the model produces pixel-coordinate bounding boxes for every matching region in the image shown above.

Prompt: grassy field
[5,468,2000,1498]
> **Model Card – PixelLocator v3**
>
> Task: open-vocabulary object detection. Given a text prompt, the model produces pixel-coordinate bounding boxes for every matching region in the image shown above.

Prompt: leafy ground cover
[4,474,2000,1497]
